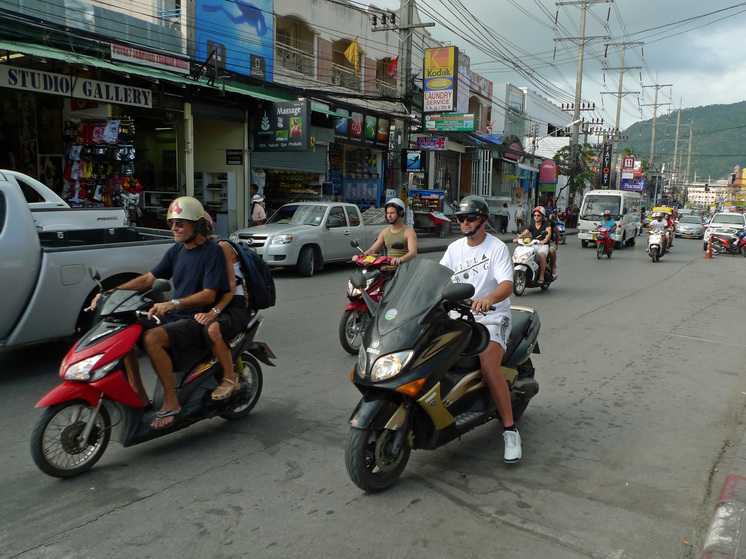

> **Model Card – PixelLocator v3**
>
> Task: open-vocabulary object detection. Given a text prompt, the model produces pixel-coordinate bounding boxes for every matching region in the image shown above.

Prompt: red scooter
[339,242,398,354]
[595,226,614,259]
[31,274,275,478]
[710,230,746,256]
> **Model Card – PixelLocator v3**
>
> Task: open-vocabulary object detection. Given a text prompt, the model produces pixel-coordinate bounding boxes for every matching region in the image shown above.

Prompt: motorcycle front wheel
[560,235,566,245]
[596,244,604,259]
[711,241,722,256]
[345,427,411,493]
[220,353,263,420]
[513,270,526,296]
[651,247,659,262]
[30,400,111,478]
[339,310,370,355]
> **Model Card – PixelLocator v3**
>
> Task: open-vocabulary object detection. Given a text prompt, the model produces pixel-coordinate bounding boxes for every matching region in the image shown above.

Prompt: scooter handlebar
[135,310,161,325]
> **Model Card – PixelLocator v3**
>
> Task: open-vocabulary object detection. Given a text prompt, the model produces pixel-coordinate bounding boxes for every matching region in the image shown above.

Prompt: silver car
[674,215,704,239]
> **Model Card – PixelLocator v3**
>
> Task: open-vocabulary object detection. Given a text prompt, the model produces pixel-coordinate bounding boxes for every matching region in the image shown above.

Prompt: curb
[701,474,746,558]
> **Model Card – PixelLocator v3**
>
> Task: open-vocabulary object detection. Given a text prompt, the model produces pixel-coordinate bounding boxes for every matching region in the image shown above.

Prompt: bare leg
[142,327,180,427]
[538,253,547,282]
[124,350,148,405]
[207,322,238,400]
[479,342,513,427]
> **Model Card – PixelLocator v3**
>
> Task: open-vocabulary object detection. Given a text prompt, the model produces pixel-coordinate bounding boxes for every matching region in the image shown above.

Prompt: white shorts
[477,314,512,351]
[534,244,549,257]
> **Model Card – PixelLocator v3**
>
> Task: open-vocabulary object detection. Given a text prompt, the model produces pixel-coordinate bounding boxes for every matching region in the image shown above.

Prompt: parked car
[0,176,173,349]
[675,215,704,239]
[230,202,387,277]
[703,212,746,250]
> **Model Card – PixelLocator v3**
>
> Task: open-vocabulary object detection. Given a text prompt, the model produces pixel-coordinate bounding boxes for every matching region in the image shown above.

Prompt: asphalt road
[1,236,745,559]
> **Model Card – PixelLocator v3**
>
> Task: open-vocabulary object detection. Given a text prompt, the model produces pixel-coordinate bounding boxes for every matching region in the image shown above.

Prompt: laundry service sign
[0,66,153,108]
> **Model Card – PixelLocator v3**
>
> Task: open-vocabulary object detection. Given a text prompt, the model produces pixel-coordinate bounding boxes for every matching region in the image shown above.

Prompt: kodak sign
[424,46,458,113]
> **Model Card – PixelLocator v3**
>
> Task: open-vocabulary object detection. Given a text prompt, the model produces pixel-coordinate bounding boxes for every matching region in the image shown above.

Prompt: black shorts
[213,295,253,340]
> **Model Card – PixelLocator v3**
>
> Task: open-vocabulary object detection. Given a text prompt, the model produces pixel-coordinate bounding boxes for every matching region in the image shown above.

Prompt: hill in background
[618,100,746,183]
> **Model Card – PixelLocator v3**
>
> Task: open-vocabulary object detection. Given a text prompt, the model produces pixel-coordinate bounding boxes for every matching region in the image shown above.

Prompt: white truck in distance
[578,189,642,249]
[1,170,126,230]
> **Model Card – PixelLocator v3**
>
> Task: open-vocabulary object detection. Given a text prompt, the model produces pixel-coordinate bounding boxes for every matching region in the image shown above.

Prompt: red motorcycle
[710,230,746,256]
[595,226,614,259]
[30,274,275,478]
[339,247,397,355]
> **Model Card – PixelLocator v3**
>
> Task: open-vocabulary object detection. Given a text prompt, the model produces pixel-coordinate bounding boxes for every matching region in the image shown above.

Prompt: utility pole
[671,101,681,203]
[371,1,433,200]
[640,81,671,204]
[555,0,611,197]
[600,41,642,186]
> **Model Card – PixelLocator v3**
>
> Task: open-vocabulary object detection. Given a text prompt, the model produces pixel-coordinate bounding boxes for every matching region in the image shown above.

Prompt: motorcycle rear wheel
[345,427,411,493]
[513,270,526,296]
[30,400,111,478]
[220,353,263,420]
[339,310,370,355]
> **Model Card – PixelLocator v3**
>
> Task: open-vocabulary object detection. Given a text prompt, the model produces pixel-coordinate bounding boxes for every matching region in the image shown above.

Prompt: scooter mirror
[442,282,474,301]
[89,268,101,282]
[350,240,360,248]
[151,278,171,293]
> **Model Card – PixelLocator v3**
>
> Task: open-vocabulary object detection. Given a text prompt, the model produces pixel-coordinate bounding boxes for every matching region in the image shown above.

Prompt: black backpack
[224,239,276,311]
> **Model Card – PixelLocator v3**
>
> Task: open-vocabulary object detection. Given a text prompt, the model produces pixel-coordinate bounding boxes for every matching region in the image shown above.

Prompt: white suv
[703,212,746,250]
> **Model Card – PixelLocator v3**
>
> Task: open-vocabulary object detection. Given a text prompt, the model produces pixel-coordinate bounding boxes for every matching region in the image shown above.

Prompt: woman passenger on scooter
[194,212,253,401]
[514,206,552,284]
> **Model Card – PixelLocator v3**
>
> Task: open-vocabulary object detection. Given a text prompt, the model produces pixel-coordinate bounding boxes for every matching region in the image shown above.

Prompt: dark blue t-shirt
[151,240,229,318]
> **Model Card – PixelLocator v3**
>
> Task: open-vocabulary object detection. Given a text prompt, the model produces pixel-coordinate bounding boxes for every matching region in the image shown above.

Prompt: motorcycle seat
[504,310,533,362]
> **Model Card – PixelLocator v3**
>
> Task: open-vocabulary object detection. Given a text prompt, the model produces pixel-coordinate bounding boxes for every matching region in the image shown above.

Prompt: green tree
[553,142,597,200]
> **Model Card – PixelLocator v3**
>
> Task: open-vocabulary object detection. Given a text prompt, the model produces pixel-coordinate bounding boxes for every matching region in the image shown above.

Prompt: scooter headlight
[63,354,118,382]
[370,350,413,382]
[515,250,532,263]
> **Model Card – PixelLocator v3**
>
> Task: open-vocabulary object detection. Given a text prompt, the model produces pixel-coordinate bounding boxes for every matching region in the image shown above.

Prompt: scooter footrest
[454,411,486,428]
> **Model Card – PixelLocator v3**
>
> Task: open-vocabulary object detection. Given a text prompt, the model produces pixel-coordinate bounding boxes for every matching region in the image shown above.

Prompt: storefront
[0,62,179,226]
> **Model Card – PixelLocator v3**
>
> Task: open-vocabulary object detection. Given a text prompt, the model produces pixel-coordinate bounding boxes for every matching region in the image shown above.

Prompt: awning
[517,162,539,173]
[0,40,294,103]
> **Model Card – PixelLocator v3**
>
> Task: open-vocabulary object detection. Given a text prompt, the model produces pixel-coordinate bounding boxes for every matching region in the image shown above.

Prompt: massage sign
[254,100,309,151]
[0,66,152,108]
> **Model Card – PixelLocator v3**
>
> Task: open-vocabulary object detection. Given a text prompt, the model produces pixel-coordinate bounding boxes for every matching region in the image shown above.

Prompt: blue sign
[195,0,274,82]
[622,178,645,192]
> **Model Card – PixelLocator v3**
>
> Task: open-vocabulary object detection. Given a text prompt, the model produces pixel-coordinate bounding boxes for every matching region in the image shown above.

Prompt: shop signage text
[0,66,153,108]
[601,142,613,188]
[111,44,189,74]
[424,113,474,132]
[416,136,447,150]
[226,149,243,165]
[424,46,458,113]
[254,100,309,152]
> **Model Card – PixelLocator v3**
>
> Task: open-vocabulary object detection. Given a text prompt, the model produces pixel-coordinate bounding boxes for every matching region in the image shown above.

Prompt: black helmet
[455,195,490,219]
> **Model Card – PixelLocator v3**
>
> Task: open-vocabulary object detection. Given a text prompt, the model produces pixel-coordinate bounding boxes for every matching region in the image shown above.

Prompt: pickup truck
[0,175,173,349]
[0,169,127,230]
[229,202,387,276]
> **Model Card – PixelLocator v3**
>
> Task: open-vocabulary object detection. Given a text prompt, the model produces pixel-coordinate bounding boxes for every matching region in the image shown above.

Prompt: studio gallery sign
[0,66,153,108]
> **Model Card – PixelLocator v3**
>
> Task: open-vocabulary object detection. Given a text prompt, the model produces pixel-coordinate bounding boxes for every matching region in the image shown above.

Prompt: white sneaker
[503,429,522,463]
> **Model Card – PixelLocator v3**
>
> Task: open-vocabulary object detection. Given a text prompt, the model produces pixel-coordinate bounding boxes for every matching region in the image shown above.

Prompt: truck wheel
[297,247,315,277]
[581,240,588,248]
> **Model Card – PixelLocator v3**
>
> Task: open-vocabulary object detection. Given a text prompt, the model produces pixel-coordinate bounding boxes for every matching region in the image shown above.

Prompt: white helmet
[251,194,263,203]
[385,197,406,218]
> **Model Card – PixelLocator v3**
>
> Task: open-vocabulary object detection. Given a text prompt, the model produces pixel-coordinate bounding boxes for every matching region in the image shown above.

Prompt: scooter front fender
[36,370,144,408]
[349,391,405,431]
[343,301,368,313]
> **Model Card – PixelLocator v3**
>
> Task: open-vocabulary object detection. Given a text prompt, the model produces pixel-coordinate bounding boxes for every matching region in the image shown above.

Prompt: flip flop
[151,408,180,429]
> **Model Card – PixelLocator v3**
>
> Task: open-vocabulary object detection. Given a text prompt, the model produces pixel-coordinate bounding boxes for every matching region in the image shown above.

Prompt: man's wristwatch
[212,307,221,315]
[171,299,180,310]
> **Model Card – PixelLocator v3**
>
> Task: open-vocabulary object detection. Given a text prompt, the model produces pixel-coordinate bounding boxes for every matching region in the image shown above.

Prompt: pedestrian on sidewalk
[500,203,509,234]
[514,204,525,234]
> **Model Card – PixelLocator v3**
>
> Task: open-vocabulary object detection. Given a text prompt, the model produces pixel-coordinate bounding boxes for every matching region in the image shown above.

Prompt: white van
[578,189,642,248]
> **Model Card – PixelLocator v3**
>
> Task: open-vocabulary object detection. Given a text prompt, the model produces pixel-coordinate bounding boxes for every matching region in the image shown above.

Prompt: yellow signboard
[424,47,457,113]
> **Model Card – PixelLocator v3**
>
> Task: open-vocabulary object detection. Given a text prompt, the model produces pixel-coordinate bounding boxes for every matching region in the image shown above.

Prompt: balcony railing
[276,43,314,76]
[376,80,397,97]
[331,62,360,91]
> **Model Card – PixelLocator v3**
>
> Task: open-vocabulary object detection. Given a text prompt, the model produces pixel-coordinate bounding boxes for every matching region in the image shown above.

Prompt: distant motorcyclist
[648,212,668,252]
[514,206,552,284]
[664,213,674,248]
[358,197,417,265]
[599,209,617,233]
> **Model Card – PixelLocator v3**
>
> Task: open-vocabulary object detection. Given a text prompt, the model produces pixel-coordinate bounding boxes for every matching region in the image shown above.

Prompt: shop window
[15,176,44,204]
[327,206,347,227]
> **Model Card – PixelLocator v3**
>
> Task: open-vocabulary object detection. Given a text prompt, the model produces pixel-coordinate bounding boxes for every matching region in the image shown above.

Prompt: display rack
[195,171,236,237]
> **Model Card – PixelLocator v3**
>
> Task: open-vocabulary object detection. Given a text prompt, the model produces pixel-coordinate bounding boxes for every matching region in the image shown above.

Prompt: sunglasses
[168,220,186,229]
[456,214,480,223]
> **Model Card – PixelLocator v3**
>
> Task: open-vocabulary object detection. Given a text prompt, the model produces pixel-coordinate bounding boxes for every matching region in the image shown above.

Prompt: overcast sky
[370,0,746,131]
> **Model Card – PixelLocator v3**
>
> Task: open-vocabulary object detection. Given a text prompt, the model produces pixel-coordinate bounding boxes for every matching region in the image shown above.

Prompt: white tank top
[233,261,245,296]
